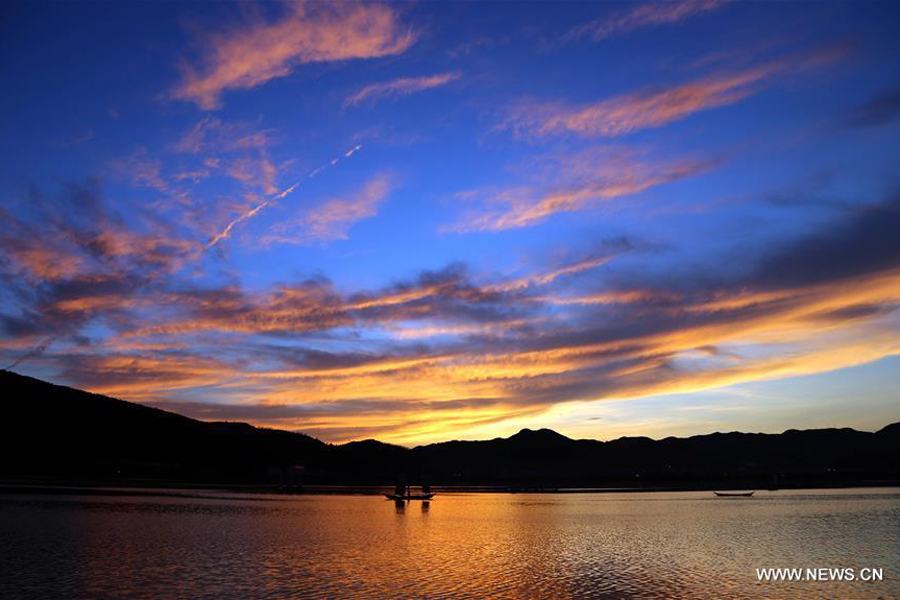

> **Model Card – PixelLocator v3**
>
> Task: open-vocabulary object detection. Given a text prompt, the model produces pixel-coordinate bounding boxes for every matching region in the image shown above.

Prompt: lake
[1,487,897,599]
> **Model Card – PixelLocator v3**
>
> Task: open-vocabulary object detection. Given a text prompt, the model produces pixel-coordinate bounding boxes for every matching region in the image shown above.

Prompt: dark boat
[714,491,754,497]
[387,483,433,501]
[384,493,435,501]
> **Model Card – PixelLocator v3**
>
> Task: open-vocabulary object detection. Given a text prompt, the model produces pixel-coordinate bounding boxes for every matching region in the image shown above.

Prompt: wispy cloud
[171,2,416,109]
[203,144,364,250]
[501,50,843,139]
[0,180,195,349]
[492,252,626,293]
[7,1,897,447]
[226,156,279,195]
[173,117,277,155]
[6,191,900,444]
[844,87,900,128]
[565,0,723,43]
[264,174,394,245]
[50,129,95,148]
[448,149,716,232]
[344,72,460,108]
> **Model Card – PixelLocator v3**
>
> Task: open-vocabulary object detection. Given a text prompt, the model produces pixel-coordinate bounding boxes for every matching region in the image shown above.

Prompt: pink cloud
[172,117,277,155]
[264,173,395,245]
[448,150,716,232]
[565,0,723,42]
[503,66,773,139]
[172,2,416,109]
[344,72,460,108]
[501,50,844,139]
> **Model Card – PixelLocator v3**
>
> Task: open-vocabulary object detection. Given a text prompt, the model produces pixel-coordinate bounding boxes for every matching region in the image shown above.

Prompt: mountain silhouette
[1,369,327,483]
[508,428,573,445]
[2,369,898,490]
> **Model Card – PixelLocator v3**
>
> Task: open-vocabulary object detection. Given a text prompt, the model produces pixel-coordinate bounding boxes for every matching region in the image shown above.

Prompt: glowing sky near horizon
[1,0,899,445]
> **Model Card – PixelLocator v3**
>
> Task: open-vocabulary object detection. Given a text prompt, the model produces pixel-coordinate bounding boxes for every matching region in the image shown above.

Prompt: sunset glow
[2,0,899,445]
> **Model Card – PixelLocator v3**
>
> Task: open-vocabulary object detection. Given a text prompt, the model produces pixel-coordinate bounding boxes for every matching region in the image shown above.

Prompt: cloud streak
[78,195,900,441]
[501,50,843,139]
[845,87,900,128]
[565,0,723,43]
[5,0,898,448]
[263,173,394,245]
[448,149,715,231]
[204,144,363,250]
[8,216,900,445]
[172,2,415,109]
[344,72,460,108]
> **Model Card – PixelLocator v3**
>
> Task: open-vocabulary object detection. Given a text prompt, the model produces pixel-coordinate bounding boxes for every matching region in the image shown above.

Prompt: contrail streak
[204,144,363,250]
[4,335,58,370]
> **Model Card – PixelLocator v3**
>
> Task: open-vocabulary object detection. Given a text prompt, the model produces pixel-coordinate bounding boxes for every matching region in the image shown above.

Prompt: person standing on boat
[394,483,406,497]
[422,484,431,495]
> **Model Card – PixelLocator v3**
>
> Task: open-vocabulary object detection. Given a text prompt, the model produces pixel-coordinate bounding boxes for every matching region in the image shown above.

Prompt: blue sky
[1,0,899,444]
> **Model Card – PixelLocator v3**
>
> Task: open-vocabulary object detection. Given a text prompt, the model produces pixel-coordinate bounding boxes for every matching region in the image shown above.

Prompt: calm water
[0,488,897,599]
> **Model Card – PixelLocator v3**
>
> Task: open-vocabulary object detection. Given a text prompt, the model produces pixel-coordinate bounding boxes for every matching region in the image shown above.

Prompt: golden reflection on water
[0,489,898,599]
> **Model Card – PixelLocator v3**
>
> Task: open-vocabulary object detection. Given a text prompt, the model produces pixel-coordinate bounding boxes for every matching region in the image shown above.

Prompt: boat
[384,493,435,501]
[386,483,434,501]
[714,491,754,497]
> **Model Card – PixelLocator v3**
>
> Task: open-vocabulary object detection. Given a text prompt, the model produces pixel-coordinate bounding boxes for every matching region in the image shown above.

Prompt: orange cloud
[344,283,451,311]
[45,266,900,445]
[135,284,350,337]
[8,182,899,446]
[490,255,620,292]
[172,2,415,109]
[449,152,713,231]
[4,245,85,281]
[565,0,723,42]
[344,72,460,108]
[70,354,235,399]
[543,289,684,306]
[501,50,843,139]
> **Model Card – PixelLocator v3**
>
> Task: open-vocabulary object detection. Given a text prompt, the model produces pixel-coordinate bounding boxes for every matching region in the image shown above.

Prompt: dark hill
[508,428,572,445]
[2,369,898,489]
[1,369,327,482]
[877,421,900,436]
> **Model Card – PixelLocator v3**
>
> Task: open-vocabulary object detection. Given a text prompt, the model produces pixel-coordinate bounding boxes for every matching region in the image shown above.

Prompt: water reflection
[0,489,897,599]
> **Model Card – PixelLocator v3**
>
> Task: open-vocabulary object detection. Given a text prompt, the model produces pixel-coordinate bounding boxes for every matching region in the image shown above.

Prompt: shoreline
[2,479,899,501]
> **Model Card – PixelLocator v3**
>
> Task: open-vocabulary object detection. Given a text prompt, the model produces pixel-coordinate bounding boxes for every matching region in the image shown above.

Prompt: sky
[1,0,900,446]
